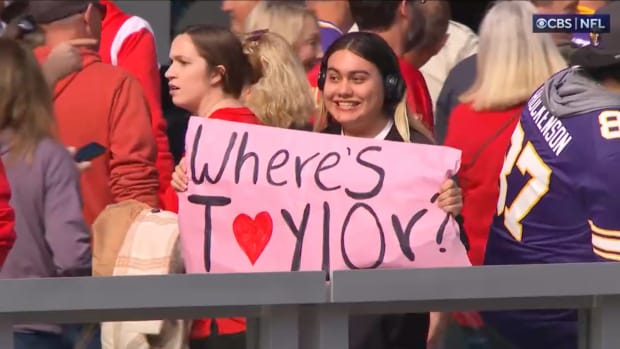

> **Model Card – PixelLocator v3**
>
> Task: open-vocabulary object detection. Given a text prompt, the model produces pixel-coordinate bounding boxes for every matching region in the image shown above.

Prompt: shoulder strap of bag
[464,111,521,169]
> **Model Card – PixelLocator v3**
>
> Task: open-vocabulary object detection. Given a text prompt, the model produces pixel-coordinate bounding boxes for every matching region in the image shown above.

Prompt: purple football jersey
[483,69,620,349]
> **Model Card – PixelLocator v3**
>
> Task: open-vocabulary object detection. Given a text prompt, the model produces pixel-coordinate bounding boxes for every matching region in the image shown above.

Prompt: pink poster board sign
[178,117,471,273]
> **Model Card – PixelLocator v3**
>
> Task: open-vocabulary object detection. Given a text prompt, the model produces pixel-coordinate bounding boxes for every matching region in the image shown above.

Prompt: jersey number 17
[497,122,551,241]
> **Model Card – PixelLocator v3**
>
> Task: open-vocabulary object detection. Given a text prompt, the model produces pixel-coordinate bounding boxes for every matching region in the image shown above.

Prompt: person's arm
[115,27,174,207]
[43,144,91,277]
[0,160,15,267]
[109,75,159,207]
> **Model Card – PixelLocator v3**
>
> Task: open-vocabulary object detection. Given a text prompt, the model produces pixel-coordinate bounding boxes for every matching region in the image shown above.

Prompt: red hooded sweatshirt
[0,160,15,267]
[98,0,174,210]
[34,46,159,225]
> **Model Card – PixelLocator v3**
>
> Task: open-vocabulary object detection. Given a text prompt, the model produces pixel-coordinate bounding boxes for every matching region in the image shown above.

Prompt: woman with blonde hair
[444,0,567,266]
[0,37,91,348]
[244,1,322,72]
[242,29,315,129]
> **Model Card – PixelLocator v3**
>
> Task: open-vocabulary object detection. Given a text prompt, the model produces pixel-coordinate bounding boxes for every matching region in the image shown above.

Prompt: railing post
[587,296,620,349]
[578,309,590,349]
[301,305,349,349]
[0,318,13,348]
[246,317,259,349]
[258,305,300,349]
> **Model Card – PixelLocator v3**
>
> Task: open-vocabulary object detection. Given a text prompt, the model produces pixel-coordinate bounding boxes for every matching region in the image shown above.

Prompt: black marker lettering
[190,125,237,185]
[345,146,385,200]
[266,149,290,186]
[391,209,428,261]
[436,213,450,253]
[341,203,385,269]
[295,152,320,188]
[234,132,259,184]
[322,202,331,272]
[314,152,341,191]
[188,195,232,272]
[281,204,311,271]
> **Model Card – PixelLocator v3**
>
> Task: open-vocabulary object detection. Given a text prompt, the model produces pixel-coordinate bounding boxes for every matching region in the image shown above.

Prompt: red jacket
[444,103,521,266]
[99,0,174,210]
[306,59,435,133]
[34,46,160,225]
[162,107,263,338]
[0,160,15,267]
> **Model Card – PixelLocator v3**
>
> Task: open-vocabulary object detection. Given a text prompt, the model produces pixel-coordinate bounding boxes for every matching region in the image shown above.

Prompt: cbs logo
[534,17,573,30]
[535,18,548,29]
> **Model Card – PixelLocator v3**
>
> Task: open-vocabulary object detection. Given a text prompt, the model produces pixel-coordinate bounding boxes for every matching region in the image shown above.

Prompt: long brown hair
[0,38,56,162]
[179,25,261,98]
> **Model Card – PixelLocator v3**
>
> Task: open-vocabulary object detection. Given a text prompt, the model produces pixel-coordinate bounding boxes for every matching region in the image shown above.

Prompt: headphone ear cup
[317,60,327,90]
[318,70,326,90]
[384,75,404,105]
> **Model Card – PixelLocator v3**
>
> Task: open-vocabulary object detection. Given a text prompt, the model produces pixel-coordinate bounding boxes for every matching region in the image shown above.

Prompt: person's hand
[437,178,462,216]
[42,38,98,85]
[171,157,188,192]
[66,146,91,173]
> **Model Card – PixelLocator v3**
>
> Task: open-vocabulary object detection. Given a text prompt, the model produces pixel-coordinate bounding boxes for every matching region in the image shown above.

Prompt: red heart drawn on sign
[232,212,273,265]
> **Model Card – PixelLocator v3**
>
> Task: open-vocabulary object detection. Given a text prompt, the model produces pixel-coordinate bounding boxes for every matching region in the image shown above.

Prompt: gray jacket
[0,134,91,334]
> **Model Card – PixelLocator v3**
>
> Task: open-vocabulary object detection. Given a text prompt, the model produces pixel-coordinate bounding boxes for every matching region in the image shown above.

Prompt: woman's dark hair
[178,25,262,98]
[315,31,435,143]
[318,31,405,115]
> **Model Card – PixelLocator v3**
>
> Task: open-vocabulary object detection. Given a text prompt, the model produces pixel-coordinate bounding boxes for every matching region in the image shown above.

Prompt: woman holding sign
[313,31,463,349]
[314,32,462,221]
[165,24,316,349]
[164,24,264,349]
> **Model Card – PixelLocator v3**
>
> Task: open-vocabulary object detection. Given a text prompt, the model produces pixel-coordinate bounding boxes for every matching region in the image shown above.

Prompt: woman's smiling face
[322,49,385,130]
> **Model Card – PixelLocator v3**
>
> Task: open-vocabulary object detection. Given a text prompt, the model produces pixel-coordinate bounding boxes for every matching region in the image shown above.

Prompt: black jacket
[323,122,433,145]
[322,121,431,349]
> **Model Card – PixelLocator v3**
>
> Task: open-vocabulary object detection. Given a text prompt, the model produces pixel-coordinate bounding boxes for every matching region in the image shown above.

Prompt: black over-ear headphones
[317,53,406,107]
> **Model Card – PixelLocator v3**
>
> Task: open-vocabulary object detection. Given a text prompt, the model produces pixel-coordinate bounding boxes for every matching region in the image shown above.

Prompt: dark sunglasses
[16,15,35,34]
[0,14,35,38]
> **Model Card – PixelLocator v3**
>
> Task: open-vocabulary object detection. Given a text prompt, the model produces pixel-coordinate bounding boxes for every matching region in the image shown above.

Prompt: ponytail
[240,29,316,129]
[241,29,266,86]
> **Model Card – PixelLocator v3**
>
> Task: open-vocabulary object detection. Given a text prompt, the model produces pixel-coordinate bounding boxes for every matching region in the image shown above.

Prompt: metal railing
[0,263,619,348]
